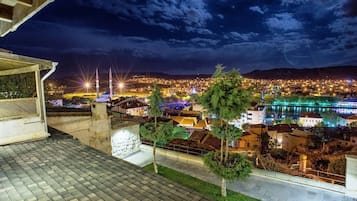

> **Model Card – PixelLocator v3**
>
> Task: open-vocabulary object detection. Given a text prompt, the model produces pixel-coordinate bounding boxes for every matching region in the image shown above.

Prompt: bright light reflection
[118,82,124,89]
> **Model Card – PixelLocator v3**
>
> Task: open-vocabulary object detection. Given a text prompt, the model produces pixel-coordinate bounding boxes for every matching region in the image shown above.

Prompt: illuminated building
[299,112,323,127]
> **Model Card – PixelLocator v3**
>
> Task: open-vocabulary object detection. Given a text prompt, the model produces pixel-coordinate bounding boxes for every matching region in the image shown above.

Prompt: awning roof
[0,51,55,76]
[0,0,54,37]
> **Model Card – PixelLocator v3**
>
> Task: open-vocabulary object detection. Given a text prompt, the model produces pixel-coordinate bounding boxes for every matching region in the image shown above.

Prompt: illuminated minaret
[109,67,113,99]
[96,68,99,98]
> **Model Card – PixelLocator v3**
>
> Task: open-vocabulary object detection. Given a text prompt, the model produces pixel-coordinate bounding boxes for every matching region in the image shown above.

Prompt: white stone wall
[346,155,357,198]
[0,116,48,145]
[111,124,141,159]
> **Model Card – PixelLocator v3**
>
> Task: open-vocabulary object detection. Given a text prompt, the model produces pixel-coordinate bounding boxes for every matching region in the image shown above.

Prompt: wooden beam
[0,64,39,76]
[18,0,33,7]
[0,3,13,22]
[0,52,54,70]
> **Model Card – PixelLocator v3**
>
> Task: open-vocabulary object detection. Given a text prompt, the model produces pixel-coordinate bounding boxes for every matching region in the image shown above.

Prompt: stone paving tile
[0,131,211,201]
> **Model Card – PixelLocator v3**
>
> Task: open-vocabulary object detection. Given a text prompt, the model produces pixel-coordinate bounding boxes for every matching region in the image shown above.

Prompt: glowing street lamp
[118,82,124,89]
[84,82,90,93]
[118,82,124,95]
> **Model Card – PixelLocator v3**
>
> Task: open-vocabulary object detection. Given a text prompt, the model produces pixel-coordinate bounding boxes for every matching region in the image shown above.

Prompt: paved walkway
[0,132,211,201]
[156,154,357,201]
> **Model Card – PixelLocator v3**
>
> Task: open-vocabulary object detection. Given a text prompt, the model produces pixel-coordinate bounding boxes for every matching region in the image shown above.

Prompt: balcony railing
[141,139,210,156]
[305,168,345,186]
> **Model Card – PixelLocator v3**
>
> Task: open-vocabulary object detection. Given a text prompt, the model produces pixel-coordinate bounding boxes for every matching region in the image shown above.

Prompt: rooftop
[0,0,54,37]
[0,129,210,201]
[268,124,300,133]
[299,112,322,118]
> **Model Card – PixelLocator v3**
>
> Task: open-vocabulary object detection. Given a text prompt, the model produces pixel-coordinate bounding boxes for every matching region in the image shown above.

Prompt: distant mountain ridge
[243,66,357,80]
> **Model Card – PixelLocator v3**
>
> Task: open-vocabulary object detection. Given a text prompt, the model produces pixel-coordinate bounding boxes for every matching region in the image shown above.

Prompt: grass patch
[143,164,259,201]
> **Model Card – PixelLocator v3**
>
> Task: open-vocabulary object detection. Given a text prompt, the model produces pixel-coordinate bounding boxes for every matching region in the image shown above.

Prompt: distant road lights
[84,82,90,93]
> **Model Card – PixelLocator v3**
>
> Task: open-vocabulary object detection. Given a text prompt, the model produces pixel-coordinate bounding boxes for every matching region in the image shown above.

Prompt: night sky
[0,0,356,77]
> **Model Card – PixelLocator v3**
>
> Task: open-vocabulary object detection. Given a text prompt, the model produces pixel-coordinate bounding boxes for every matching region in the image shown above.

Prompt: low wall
[346,155,357,197]
[141,144,204,165]
[47,116,91,144]
[251,168,345,194]
[149,145,346,195]
[48,112,144,158]
[0,98,37,120]
[0,116,48,145]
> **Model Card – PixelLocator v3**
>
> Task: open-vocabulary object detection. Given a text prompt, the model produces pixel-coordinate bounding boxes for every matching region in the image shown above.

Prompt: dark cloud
[343,0,357,17]
[280,0,310,6]
[266,13,303,31]
[0,0,356,76]
[78,0,212,34]
[229,32,259,41]
[249,6,265,14]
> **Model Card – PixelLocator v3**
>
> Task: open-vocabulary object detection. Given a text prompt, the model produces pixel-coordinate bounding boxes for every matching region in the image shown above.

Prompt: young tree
[200,64,252,197]
[140,84,174,174]
[260,132,271,154]
[280,117,296,125]
[328,157,346,175]
[320,111,341,127]
[149,84,163,127]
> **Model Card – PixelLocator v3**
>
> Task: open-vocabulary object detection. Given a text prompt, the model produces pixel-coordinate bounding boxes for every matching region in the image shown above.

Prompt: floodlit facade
[230,106,266,128]
[299,112,323,127]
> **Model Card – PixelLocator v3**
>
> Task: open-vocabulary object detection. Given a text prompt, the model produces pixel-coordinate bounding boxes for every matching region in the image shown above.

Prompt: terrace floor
[0,130,211,201]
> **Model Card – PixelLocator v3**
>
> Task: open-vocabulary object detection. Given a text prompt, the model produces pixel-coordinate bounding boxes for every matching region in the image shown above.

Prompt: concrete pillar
[346,155,357,198]
[89,102,111,154]
[299,154,307,173]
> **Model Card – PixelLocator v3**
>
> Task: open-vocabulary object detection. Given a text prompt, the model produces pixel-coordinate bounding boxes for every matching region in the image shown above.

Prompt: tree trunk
[153,116,158,174]
[220,139,224,163]
[220,120,224,163]
[221,178,227,197]
[153,141,158,174]
[225,140,229,163]
[224,124,229,163]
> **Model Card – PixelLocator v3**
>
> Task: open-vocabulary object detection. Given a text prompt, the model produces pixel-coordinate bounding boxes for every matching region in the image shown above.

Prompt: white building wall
[0,116,48,145]
[299,117,323,127]
[230,108,266,128]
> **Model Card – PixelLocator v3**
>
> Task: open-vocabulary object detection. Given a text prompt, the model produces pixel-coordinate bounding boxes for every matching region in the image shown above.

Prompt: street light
[118,82,124,89]
[84,82,90,93]
[118,82,124,95]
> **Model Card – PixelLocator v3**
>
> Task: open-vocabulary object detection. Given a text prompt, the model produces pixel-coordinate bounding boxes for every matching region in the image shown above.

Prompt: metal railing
[254,156,346,186]
[141,139,210,156]
[305,168,345,186]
